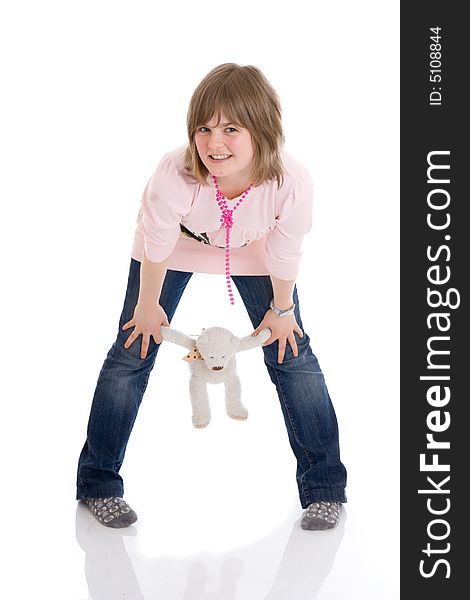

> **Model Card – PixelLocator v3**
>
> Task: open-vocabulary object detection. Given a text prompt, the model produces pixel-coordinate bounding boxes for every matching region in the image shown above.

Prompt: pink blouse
[131,144,313,280]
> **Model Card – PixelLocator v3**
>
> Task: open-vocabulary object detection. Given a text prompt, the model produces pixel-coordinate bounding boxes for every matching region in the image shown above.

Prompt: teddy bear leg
[224,374,248,421]
[189,375,211,428]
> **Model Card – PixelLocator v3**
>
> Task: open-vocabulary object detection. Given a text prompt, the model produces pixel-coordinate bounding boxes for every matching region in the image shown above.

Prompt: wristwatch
[269,299,296,317]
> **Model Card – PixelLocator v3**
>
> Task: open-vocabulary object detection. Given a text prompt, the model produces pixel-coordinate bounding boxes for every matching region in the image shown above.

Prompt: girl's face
[194,113,254,186]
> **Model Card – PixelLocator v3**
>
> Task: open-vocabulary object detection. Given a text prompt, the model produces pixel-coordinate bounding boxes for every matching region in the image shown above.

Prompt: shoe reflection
[75,503,143,600]
[76,503,345,599]
[265,507,346,599]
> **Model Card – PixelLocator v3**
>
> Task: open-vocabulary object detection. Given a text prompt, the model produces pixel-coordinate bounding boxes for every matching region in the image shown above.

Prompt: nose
[208,130,225,151]
[212,366,223,371]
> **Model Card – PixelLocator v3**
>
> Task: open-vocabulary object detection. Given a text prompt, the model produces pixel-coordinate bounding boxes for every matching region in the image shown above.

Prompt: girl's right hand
[122,303,169,359]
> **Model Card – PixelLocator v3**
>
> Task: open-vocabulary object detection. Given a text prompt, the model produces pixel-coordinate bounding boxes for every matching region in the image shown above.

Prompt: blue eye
[225,127,237,133]
[198,127,210,133]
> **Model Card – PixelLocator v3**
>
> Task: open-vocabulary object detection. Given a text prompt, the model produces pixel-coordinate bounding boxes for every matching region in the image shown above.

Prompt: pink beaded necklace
[212,174,253,305]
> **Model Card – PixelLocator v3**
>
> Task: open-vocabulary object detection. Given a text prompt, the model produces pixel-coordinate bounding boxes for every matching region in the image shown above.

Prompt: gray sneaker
[300,501,341,530]
[84,497,138,528]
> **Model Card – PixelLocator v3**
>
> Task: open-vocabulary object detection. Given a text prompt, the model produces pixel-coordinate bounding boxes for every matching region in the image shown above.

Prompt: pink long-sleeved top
[131,144,313,280]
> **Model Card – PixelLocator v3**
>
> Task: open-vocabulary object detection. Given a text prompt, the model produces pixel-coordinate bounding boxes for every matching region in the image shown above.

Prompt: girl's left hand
[252,309,304,364]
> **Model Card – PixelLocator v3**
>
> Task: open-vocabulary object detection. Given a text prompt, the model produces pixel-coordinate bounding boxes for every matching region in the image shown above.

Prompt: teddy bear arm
[160,326,195,350]
[236,327,271,352]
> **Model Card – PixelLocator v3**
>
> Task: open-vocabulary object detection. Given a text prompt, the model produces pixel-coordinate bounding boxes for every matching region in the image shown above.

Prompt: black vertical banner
[401,2,467,598]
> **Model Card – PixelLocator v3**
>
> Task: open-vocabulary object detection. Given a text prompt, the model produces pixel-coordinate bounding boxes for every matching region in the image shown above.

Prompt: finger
[153,331,163,345]
[277,340,286,364]
[251,327,261,337]
[122,320,134,331]
[123,332,137,349]
[140,335,149,359]
[288,333,299,358]
[295,325,304,338]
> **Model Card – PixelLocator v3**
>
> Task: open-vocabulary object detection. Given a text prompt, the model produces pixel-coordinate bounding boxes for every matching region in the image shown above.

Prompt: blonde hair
[185,63,284,188]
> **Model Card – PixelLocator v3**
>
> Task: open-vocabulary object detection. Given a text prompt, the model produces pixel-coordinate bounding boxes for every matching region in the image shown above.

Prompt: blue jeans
[76,259,347,507]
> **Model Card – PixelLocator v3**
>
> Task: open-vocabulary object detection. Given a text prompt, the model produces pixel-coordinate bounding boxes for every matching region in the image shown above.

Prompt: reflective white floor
[73,493,398,600]
[9,474,398,599]
[75,501,347,600]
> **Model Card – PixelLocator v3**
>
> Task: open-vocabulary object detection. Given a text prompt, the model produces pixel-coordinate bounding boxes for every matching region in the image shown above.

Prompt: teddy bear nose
[212,366,223,371]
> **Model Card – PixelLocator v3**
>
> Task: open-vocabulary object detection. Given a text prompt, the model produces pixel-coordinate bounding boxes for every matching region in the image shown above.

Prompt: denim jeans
[76,258,347,507]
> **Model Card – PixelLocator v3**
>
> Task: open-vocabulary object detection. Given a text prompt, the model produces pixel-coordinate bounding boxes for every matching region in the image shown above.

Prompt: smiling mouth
[209,154,232,161]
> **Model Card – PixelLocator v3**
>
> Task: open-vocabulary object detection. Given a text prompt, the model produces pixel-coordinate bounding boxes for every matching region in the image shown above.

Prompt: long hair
[185,63,284,188]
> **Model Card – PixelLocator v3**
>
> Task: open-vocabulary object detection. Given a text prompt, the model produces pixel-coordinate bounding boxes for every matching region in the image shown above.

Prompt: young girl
[76,63,347,530]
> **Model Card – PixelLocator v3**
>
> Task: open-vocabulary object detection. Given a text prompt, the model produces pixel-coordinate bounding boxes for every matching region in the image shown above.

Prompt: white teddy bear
[161,325,271,428]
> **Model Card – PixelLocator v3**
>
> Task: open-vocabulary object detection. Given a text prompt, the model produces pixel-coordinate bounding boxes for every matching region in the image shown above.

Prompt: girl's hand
[122,303,169,359]
[252,309,304,364]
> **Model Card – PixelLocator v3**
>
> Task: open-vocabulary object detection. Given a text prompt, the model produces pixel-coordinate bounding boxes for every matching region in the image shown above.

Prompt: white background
[0,1,399,598]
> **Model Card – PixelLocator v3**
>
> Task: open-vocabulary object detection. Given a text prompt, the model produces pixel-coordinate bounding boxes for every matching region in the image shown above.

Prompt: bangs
[191,85,250,133]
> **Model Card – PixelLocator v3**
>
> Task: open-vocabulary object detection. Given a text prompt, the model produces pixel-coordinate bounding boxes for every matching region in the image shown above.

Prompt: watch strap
[269,299,296,317]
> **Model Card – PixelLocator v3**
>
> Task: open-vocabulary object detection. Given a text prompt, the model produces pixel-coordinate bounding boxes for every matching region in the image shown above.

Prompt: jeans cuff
[300,488,347,508]
[76,484,125,500]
